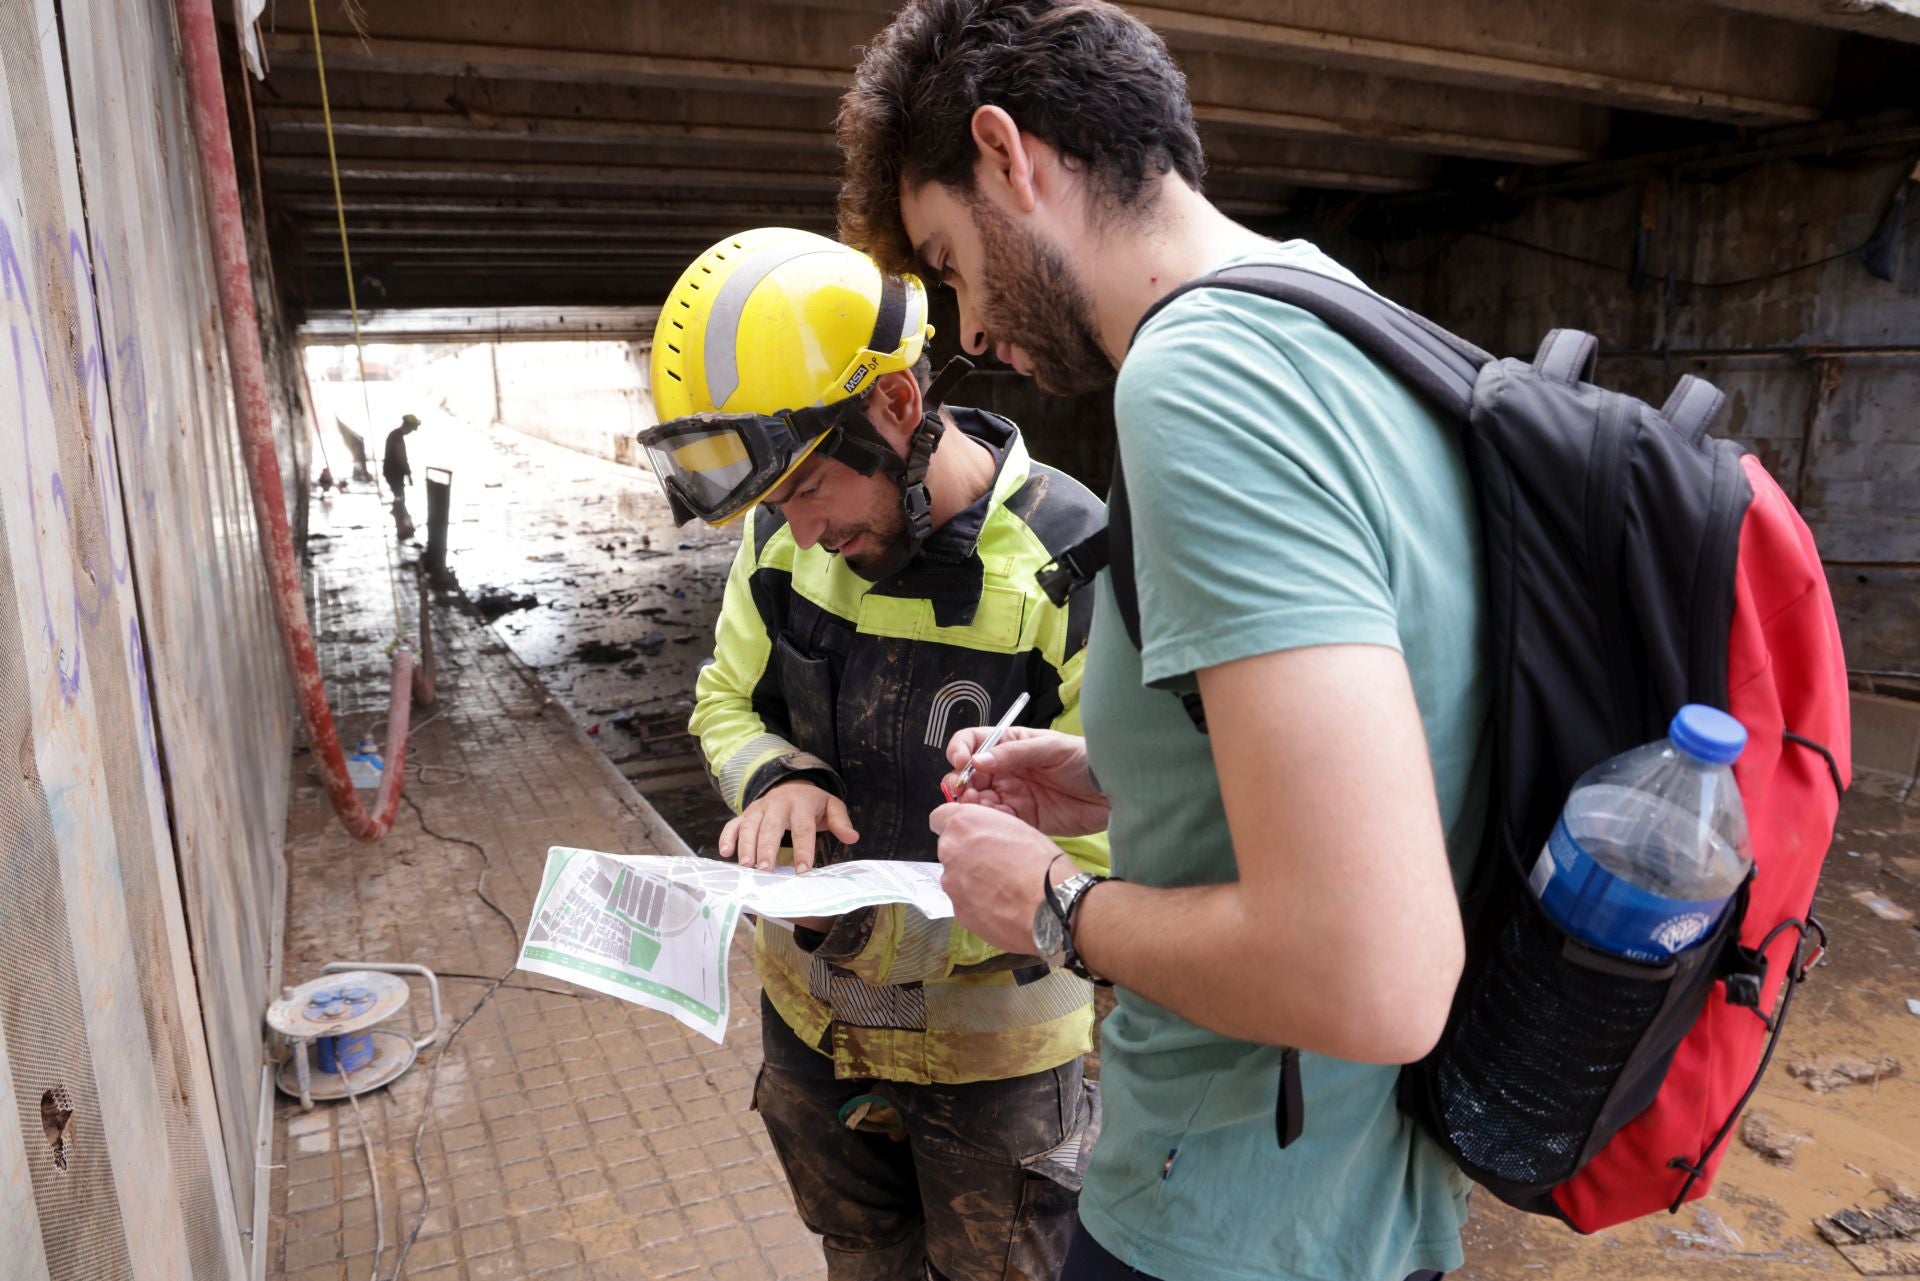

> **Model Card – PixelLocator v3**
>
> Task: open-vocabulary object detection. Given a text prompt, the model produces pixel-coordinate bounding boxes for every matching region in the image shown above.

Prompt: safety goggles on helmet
[639,357,974,528]
[639,399,872,527]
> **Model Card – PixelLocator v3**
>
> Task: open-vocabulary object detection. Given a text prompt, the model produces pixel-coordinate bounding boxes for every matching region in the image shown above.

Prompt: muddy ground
[330,414,1920,1279]
[329,413,743,850]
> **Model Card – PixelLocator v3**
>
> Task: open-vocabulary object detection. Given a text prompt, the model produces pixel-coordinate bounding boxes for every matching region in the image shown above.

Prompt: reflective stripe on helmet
[704,242,843,411]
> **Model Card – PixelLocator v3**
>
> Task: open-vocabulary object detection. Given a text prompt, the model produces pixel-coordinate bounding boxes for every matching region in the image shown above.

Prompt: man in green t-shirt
[837,2,1492,1278]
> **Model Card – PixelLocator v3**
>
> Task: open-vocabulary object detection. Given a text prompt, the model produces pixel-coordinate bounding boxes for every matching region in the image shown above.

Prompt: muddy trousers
[753,996,1088,1281]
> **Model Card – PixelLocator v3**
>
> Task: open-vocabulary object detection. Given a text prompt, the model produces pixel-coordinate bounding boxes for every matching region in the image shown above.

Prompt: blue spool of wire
[315,1028,377,1074]
[304,985,380,1075]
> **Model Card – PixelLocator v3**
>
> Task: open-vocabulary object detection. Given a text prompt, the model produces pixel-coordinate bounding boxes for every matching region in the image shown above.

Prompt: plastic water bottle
[1528,704,1750,964]
[347,737,384,790]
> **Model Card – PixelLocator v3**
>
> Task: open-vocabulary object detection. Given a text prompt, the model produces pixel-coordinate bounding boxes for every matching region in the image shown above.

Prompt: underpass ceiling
[231,0,1920,319]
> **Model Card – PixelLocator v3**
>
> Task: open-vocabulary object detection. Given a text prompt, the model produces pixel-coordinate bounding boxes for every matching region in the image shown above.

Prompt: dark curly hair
[837,0,1205,277]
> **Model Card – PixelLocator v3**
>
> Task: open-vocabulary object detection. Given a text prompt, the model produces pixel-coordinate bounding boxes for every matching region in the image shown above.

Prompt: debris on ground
[1815,1195,1920,1276]
[1740,1111,1810,1166]
[575,639,640,664]
[1656,1206,1746,1252]
[471,588,538,620]
[634,631,667,655]
[1851,889,1916,922]
[1881,1174,1919,1201]
[1788,1056,1903,1093]
[1908,998,1920,1017]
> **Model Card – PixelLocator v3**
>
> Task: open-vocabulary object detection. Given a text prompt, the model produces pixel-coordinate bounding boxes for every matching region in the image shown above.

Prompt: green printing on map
[627,932,662,970]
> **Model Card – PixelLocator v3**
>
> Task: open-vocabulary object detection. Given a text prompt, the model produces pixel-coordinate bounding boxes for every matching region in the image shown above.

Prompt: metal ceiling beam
[253,70,843,134]
[259,107,837,154]
[1693,0,1920,43]
[292,220,797,242]
[261,31,1604,166]
[1192,102,1590,167]
[1128,2,1824,125]
[261,155,841,193]
[262,32,847,96]
[714,0,1836,121]
[261,105,1441,190]
[279,192,1285,226]
[276,195,840,224]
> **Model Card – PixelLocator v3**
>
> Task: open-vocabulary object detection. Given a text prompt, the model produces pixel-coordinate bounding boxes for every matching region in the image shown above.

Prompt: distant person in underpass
[383,412,420,540]
[641,227,1108,1280]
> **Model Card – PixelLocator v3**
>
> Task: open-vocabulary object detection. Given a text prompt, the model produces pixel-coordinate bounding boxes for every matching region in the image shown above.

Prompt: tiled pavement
[268,482,825,1280]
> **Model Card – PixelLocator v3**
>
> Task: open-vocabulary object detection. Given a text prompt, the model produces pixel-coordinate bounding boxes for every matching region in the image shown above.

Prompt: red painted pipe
[175,0,410,841]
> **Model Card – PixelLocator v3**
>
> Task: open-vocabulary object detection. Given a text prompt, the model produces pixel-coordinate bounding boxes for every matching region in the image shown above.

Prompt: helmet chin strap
[897,356,974,552]
[818,357,975,556]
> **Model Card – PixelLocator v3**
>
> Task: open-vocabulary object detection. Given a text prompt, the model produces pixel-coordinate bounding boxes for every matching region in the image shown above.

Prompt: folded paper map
[517,847,952,1042]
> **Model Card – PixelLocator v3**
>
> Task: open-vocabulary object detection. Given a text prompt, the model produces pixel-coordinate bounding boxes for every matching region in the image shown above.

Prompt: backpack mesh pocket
[1424,890,1677,1191]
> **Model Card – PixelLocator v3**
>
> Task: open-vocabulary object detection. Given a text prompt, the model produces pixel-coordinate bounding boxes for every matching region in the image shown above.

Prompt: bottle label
[1531,818,1732,964]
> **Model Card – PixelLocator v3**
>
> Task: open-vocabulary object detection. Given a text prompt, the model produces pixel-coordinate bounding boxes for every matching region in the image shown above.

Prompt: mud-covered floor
[374,415,742,852]
[373,414,1919,1278]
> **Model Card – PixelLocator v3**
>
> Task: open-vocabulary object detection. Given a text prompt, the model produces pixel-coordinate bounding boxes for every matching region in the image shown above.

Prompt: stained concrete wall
[1362,153,1920,673]
[1,0,307,1274]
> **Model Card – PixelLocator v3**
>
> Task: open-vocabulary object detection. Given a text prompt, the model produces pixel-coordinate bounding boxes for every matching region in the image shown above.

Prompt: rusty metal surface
[2,0,309,1272]
[1369,155,1920,670]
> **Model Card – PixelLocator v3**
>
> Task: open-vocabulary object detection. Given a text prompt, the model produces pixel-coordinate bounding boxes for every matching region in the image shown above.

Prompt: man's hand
[720,780,858,872]
[942,726,1109,837]
[929,803,1071,954]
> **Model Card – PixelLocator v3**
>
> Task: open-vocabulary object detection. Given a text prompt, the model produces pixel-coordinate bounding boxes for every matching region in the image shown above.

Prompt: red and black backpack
[1038,264,1853,1231]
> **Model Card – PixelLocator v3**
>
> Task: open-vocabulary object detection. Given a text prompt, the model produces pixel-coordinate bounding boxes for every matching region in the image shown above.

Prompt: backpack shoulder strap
[1108,459,1208,731]
[1037,265,1489,733]
[1134,264,1491,420]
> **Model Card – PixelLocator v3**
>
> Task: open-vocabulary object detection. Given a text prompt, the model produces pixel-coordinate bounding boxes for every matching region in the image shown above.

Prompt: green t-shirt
[1078,243,1491,1281]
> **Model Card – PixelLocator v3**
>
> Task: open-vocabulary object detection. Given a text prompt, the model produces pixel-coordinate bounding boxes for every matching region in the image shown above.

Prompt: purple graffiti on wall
[4,212,168,772]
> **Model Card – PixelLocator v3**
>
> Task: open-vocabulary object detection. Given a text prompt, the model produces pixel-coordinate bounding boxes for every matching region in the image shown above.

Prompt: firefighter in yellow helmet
[643,229,1108,1280]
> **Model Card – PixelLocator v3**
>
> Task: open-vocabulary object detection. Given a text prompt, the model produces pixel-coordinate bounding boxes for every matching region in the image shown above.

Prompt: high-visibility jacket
[690,409,1110,1085]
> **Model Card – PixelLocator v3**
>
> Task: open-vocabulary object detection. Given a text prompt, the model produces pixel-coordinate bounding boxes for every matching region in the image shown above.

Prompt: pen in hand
[941,691,1030,802]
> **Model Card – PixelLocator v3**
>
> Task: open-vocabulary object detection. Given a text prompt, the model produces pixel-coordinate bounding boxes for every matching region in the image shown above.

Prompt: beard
[830,507,913,582]
[967,195,1115,398]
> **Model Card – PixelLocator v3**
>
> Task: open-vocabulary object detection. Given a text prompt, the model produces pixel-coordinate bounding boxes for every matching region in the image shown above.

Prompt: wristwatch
[1032,871,1108,984]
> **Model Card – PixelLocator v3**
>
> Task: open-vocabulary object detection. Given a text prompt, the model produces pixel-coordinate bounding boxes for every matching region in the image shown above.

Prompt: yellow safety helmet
[643,228,942,528]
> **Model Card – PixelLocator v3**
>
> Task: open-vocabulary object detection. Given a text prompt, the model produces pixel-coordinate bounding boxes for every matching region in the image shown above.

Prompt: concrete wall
[1,0,305,1274]
[1361,153,1920,673]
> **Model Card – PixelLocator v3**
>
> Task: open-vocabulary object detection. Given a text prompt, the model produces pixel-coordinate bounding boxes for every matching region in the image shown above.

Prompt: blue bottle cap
[1669,704,1746,765]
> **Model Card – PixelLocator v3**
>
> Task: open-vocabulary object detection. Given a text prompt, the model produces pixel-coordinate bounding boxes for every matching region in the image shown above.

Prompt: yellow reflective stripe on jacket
[689,508,800,810]
[756,922,1098,1086]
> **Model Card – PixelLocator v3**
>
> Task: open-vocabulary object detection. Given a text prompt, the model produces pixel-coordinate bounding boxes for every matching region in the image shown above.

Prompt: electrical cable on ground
[384,790,523,1279]
[337,1068,385,1281]
[435,971,587,999]
[402,792,519,943]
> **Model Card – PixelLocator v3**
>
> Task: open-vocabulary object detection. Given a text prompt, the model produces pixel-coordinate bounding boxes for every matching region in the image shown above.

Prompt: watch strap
[1041,865,1113,986]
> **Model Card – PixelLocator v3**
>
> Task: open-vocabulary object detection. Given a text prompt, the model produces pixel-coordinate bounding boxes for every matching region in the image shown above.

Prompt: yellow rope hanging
[307,0,406,639]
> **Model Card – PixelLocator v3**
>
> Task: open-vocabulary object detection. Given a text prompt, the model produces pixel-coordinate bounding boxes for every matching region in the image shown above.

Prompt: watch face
[1031,901,1065,963]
